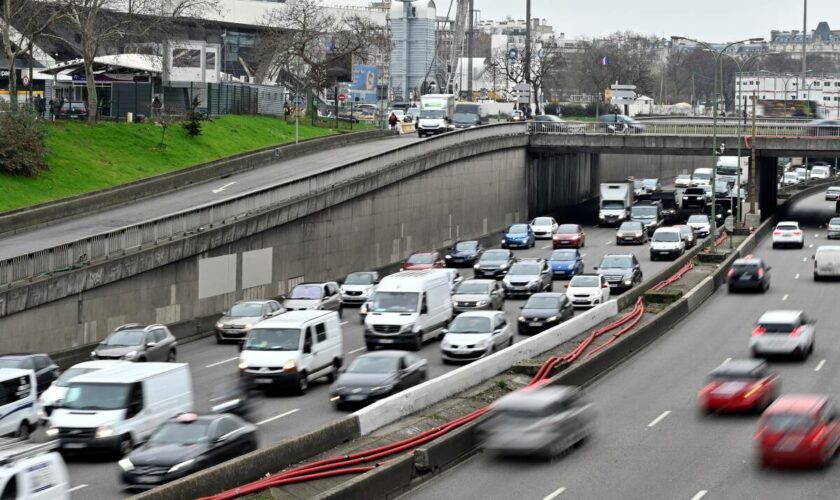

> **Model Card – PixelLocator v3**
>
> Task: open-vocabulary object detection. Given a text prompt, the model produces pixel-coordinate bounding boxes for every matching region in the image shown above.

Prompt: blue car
[445,240,483,267]
[548,249,584,279]
[501,224,535,249]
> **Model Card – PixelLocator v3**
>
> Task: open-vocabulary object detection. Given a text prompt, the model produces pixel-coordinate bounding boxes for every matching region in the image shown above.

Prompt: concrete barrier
[0,129,395,237]
[413,415,486,473]
[311,454,415,500]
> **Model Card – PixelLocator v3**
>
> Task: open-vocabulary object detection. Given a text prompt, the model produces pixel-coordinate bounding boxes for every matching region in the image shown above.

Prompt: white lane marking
[815,233,820,238]
[724,357,732,363]
[542,245,552,250]
[340,321,348,325]
[809,244,814,248]
[648,410,671,428]
[782,294,789,301]
[542,487,567,500]
[815,360,827,372]
[211,181,237,194]
[68,485,88,493]
[605,240,612,245]
[205,357,239,368]
[349,347,367,354]
[803,257,808,262]
[256,408,300,426]
[690,491,708,500]
[795,273,800,280]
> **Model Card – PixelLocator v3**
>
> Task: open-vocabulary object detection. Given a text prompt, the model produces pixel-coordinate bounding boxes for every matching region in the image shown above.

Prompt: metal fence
[0,123,527,288]
[528,121,840,138]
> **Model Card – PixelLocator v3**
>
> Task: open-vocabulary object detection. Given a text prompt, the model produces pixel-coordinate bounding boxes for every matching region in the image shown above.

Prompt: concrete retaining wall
[598,153,710,182]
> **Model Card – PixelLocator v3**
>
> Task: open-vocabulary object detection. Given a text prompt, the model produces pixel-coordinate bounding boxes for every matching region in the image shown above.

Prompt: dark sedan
[445,240,484,267]
[473,249,516,279]
[329,351,427,408]
[615,221,647,245]
[517,293,574,335]
[727,257,771,293]
[120,413,258,489]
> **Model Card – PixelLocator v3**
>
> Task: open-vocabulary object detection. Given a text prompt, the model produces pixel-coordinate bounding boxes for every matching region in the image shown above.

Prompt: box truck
[599,183,634,226]
[417,94,456,137]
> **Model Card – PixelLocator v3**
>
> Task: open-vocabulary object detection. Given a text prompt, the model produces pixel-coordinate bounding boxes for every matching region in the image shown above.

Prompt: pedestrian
[54,98,64,120]
[152,96,162,117]
[283,102,290,120]
[48,99,55,120]
[388,112,398,129]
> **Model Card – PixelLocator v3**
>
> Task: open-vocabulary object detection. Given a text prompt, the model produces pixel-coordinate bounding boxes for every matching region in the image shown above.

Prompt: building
[735,72,840,119]
[389,0,437,103]
[769,22,840,56]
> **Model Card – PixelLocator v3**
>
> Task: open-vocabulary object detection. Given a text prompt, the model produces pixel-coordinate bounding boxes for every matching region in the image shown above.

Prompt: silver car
[215,300,284,343]
[502,259,553,298]
[827,217,840,239]
[340,272,379,306]
[284,282,343,318]
[750,310,815,360]
[451,279,505,312]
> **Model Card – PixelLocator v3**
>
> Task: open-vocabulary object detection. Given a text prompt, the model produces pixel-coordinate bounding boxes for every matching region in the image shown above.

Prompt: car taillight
[758,268,765,278]
[810,427,828,447]
[773,231,782,235]
[752,326,766,337]
[789,327,802,337]
[793,230,802,235]
[727,269,735,278]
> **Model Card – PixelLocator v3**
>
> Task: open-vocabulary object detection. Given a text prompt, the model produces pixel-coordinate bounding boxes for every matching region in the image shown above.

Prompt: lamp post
[672,36,763,251]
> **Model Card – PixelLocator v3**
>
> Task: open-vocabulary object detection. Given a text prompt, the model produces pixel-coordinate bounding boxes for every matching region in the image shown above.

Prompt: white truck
[599,183,634,226]
[716,156,749,187]
[417,94,456,137]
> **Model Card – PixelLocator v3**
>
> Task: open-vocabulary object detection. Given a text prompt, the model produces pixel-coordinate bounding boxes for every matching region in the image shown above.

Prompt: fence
[529,120,840,138]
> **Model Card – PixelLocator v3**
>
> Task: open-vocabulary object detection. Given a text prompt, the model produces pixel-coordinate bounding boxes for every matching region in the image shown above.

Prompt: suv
[630,201,663,236]
[0,354,59,395]
[215,300,284,343]
[91,324,178,362]
[649,227,685,261]
[283,282,343,316]
[750,310,815,360]
[728,257,771,293]
[595,254,643,293]
[772,221,804,249]
[502,258,553,297]
[682,188,707,209]
[58,102,88,119]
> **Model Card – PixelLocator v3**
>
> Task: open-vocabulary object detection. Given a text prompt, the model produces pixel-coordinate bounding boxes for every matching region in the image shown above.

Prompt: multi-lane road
[404,191,840,500]
[66,219,682,499]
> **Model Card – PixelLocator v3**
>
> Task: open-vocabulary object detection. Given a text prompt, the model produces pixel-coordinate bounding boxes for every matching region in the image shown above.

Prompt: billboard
[350,65,380,104]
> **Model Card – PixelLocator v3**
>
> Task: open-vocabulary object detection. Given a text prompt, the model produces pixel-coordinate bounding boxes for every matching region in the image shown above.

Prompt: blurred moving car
[552,224,586,249]
[806,118,840,136]
[532,114,568,132]
[478,386,595,459]
[120,413,258,489]
[91,324,178,362]
[401,252,445,270]
[772,221,804,249]
[825,186,840,201]
[39,360,126,418]
[329,351,427,407]
[595,254,642,293]
[727,256,771,293]
[530,216,559,239]
[340,272,379,307]
[502,224,536,249]
[502,259,553,297]
[209,379,260,419]
[687,214,712,237]
[698,359,778,414]
[0,440,70,499]
[547,249,584,279]
[756,394,840,468]
[827,217,840,239]
[0,353,59,395]
[565,274,610,308]
[508,110,525,122]
[673,225,697,249]
[452,279,504,312]
[615,221,647,245]
[284,282,342,316]
[445,240,484,267]
[598,114,645,134]
[780,171,799,186]
[750,310,815,360]
[441,312,513,362]
[215,300,284,343]
[473,249,516,279]
[440,268,464,292]
[516,293,574,335]
[675,174,692,188]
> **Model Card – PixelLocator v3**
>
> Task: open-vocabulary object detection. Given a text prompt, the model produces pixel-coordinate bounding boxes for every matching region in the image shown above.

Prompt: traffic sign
[21,75,30,87]
[338,93,346,102]
[508,47,518,60]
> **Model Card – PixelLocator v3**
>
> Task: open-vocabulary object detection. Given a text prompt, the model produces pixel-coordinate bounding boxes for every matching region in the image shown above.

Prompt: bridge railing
[529,121,840,138]
[0,123,528,288]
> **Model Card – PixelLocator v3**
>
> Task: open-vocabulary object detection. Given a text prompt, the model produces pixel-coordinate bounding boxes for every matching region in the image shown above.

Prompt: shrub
[182,96,208,137]
[0,103,48,176]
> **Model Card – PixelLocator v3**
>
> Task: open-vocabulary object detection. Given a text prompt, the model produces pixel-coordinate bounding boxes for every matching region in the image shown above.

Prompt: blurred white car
[440,311,513,363]
[750,310,815,360]
[675,174,692,188]
[772,221,804,249]
[687,214,712,237]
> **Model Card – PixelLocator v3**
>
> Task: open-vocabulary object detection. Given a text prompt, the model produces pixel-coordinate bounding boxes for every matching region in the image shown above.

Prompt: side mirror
[214,434,228,443]
[812,255,816,260]
[53,399,63,409]
[593,266,599,270]
[441,328,448,335]
[766,266,772,271]
[238,342,244,352]
[146,342,157,348]
[563,284,569,288]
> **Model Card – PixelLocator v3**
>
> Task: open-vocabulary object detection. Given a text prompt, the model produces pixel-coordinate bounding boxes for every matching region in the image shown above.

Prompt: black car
[58,102,88,120]
[473,249,516,279]
[594,254,643,293]
[517,293,574,335]
[682,188,707,209]
[445,240,484,267]
[0,354,59,394]
[329,351,427,408]
[630,201,663,236]
[728,257,771,293]
[120,413,258,489]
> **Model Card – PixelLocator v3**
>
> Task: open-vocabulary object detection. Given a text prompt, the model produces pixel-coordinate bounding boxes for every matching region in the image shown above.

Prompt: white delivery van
[810,165,831,179]
[0,440,70,500]
[364,270,453,351]
[47,363,193,456]
[813,245,840,280]
[417,94,456,137]
[39,360,128,419]
[692,167,713,186]
[238,310,343,395]
[0,369,38,439]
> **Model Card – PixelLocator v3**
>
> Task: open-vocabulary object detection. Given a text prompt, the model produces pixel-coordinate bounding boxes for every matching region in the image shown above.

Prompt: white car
[781,172,799,186]
[772,221,804,249]
[750,310,815,360]
[810,166,831,179]
[687,214,712,237]
[649,227,686,261]
[440,311,513,363]
[565,274,610,308]
[827,217,840,239]
[388,109,406,121]
[824,186,840,201]
[38,360,127,419]
[795,168,808,182]
[530,216,559,239]
[675,174,692,188]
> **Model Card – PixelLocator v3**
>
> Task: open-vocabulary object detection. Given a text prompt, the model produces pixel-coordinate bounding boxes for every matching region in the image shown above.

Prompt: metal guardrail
[0,123,528,288]
[529,121,840,138]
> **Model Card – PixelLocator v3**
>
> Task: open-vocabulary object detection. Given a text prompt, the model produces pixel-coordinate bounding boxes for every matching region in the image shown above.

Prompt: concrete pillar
[757,157,778,221]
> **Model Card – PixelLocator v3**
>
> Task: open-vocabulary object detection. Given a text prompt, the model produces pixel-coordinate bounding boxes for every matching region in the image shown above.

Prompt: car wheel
[166,350,177,362]
[296,373,309,395]
[412,333,423,352]
[507,335,514,347]
[117,435,134,458]
[16,422,31,440]
[137,357,147,362]
[772,243,778,249]
[799,242,804,249]
[215,333,224,344]
[326,362,339,383]
[338,307,343,319]
[546,282,553,292]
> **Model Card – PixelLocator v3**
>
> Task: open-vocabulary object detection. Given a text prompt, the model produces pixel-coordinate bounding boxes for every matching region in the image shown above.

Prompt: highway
[404,190,840,500]
[64,221,681,499]
[0,135,421,260]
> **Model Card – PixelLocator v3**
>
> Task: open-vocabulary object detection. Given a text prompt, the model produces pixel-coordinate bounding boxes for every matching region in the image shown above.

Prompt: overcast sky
[472,0,840,41]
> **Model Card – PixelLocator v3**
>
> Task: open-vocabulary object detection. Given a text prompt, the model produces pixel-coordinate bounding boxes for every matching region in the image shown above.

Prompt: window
[213,417,238,439]
[172,48,201,68]
[33,356,49,371]
[0,376,31,406]
[153,329,167,343]
[127,382,144,417]
[206,51,216,70]
[315,323,327,342]
[18,358,34,370]
[826,82,831,87]
[814,82,821,87]
[304,329,313,350]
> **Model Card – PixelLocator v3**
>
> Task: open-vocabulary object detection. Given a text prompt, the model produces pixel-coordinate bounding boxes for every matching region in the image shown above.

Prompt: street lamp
[671,36,764,251]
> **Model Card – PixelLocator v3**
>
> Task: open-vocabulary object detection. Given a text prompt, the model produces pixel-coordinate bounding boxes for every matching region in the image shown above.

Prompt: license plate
[136,476,159,484]
[345,395,366,401]
[624,237,633,240]
[254,378,273,384]
[561,241,570,244]
[529,322,542,327]
[63,443,86,449]
[378,339,395,344]
[740,274,753,280]
[658,251,669,254]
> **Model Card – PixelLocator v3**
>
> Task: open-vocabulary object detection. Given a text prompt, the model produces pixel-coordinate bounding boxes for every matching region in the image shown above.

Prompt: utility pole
[802,0,808,99]
[467,0,474,102]
[750,89,757,215]
[524,0,531,88]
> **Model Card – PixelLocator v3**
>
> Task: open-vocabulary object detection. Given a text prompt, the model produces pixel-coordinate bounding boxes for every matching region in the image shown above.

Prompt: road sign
[508,47,518,60]
[338,93,346,103]
[21,75,30,87]
[538,48,545,60]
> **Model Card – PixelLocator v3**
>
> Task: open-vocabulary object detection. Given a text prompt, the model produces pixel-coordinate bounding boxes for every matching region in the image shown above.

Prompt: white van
[47,363,193,456]
[813,245,840,280]
[238,310,343,395]
[39,360,128,419]
[0,440,70,500]
[364,270,454,351]
[0,369,38,439]
[692,167,713,186]
[810,165,831,179]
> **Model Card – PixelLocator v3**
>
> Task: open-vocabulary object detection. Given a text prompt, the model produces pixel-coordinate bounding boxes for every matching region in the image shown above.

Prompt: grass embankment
[0,115,344,213]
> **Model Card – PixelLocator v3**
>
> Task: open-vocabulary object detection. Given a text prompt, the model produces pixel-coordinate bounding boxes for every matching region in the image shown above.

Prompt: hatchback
[547,249,584,279]
[502,259,553,297]
[750,310,815,360]
[615,221,647,245]
[516,293,574,335]
[827,217,840,240]
[825,186,840,201]
[772,221,804,249]
[451,279,504,312]
[756,394,840,468]
[728,257,771,293]
[552,224,585,249]
[502,224,535,249]
[441,312,513,363]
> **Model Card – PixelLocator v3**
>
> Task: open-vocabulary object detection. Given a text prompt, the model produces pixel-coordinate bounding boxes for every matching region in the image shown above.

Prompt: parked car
[750,310,815,360]
[441,312,513,362]
[530,216,559,239]
[284,282,343,316]
[565,274,610,308]
[473,249,516,279]
[673,224,697,249]
[215,300,284,343]
[502,224,536,249]
[615,221,647,245]
[728,256,771,293]
[649,227,685,261]
[452,279,505,312]
[401,252,445,270]
[0,354,59,395]
[329,351,427,407]
[756,394,840,468]
[552,224,586,249]
[339,272,379,307]
[91,324,177,362]
[594,254,642,293]
[445,240,483,267]
[502,259,553,297]
[772,221,804,249]
[57,102,88,119]
[516,293,574,335]
[698,359,778,414]
[547,249,584,279]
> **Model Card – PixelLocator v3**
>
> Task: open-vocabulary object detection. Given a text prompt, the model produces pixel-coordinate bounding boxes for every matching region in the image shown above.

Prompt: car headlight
[243,323,253,331]
[476,300,488,307]
[370,385,393,395]
[501,239,505,244]
[473,263,481,270]
[401,323,416,333]
[238,361,248,370]
[45,426,58,437]
[499,262,509,269]
[441,339,452,348]
[168,459,195,474]
[617,214,626,220]
[95,425,113,439]
[339,287,346,294]
[635,232,643,237]
[517,316,526,322]
[624,279,633,286]
[283,359,297,372]
[445,254,452,259]
[123,351,137,360]
[363,287,372,296]
[360,303,369,314]
[90,351,97,358]
[118,458,134,472]
[216,321,224,329]
[546,316,558,322]
[475,338,491,349]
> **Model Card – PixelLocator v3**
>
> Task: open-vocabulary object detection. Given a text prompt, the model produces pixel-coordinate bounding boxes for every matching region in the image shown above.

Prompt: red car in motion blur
[755,394,840,468]
[401,252,445,271]
[698,359,778,414]
[552,224,586,249]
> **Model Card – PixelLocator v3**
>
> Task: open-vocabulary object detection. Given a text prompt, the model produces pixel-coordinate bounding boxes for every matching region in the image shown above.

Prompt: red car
[698,359,778,414]
[401,252,445,271]
[755,394,840,468]
[552,224,586,249]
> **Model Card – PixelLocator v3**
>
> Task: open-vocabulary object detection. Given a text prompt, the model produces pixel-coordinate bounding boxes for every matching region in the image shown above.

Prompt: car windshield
[550,250,577,261]
[632,206,657,217]
[453,112,479,122]
[717,166,738,175]
[148,421,211,445]
[776,224,798,231]
[557,224,578,233]
[524,296,561,309]
[448,316,492,333]
[244,328,301,351]
[602,201,624,210]
[677,175,690,180]
[347,356,399,374]
[600,256,632,269]
[420,110,444,119]
[642,179,657,188]
[619,222,643,232]
[407,254,434,264]
[830,218,840,225]
[455,241,478,251]
[509,263,541,275]
[828,188,840,193]
[710,369,764,380]
[653,232,680,242]
[345,273,375,285]
[694,172,711,180]
[455,281,491,294]
[228,303,264,317]
[372,292,419,313]
[758,322,796,333]
[63,383,130,410]
[508,224,529,234]
[784,173,798,180]
[633,180,644,188]
[55,367,99,387]
[733,263,760,273]
[570,276,600,287]
[103,330,145,347]
[765,414,815,433]
[290,285,323,300]
[688,215,709,223]
[533,218,554,226]
[480,250,508,262]
[0,360,22,369]
[677,226,692,236]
